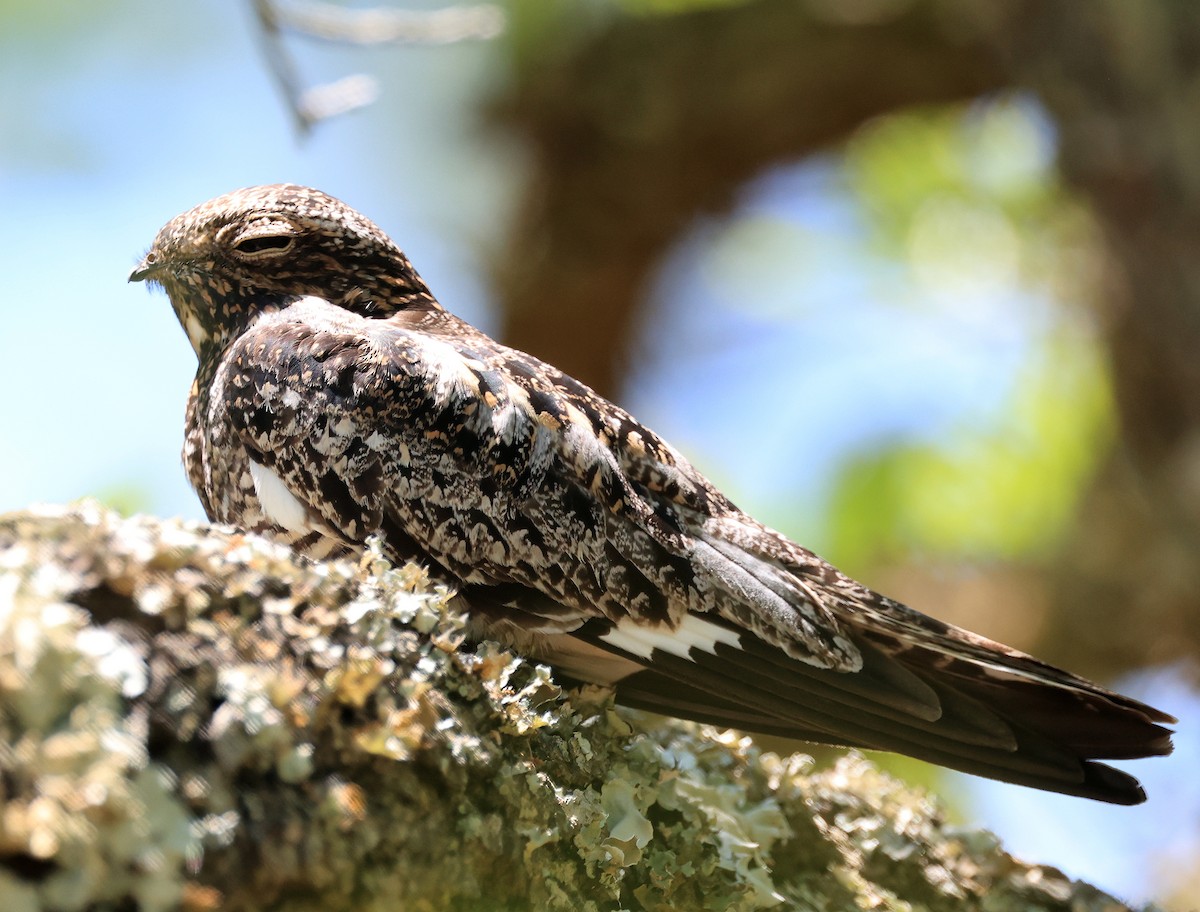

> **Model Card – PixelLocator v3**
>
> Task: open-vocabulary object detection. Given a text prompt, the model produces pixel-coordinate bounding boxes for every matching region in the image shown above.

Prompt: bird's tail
[575,605,1174,804]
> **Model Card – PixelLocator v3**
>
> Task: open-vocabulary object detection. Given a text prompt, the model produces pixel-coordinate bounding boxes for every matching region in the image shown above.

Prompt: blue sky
[1,1,1194,904]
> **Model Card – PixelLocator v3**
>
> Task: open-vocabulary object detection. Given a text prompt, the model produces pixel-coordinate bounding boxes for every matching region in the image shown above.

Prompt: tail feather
[567,613,1172,806]
[938,663,1175,760]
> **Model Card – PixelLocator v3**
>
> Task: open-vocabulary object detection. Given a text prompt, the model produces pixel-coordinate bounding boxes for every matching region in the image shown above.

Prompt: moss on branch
[0,504,1141,911]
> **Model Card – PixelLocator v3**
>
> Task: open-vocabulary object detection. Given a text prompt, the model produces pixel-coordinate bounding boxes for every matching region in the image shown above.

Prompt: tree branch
[0,504,1141,910]
[491,0,1008,397]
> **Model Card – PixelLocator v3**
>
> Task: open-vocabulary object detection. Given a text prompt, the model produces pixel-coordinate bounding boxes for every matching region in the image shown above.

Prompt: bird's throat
[175,302,211,355]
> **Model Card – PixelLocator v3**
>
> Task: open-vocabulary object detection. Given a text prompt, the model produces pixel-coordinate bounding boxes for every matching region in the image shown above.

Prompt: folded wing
[222,306,1175,805]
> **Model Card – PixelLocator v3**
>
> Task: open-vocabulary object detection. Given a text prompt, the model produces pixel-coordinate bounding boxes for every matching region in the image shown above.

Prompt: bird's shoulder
[412,315,735,515]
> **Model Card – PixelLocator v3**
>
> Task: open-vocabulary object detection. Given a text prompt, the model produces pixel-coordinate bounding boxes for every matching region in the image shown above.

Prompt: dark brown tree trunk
[1001,2,1200,675]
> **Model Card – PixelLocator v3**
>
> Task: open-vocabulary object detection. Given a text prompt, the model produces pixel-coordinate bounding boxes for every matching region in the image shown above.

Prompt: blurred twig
[274,0,504,44]
[251,0,505,135]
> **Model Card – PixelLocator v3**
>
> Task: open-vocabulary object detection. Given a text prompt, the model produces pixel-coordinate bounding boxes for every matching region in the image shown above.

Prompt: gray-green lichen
[0,503,1147,911]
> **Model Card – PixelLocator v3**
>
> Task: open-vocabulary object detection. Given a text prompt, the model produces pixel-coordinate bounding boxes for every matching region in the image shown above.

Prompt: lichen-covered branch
[0,504,1140,910]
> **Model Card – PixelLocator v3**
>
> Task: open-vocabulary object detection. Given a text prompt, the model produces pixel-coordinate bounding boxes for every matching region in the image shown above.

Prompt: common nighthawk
[132,184,1174,804]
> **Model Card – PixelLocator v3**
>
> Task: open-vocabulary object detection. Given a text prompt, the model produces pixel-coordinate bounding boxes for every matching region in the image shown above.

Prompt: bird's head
[130,184,439,355]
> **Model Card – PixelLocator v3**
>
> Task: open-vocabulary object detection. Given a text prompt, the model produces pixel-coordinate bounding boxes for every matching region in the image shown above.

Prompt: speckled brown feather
[133,184,1175,804]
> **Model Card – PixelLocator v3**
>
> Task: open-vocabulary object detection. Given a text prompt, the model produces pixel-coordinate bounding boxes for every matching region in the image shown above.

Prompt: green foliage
[827,333,1113,568]
[88,483,153,518]
[615,0,755,15]
[504,0,755,64]
[503,0,611,66]
[823,97,1114,568]
[845,97,1061,258]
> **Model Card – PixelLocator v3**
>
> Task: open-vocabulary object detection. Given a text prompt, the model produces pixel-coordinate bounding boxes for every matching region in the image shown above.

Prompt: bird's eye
[233,234,295,256]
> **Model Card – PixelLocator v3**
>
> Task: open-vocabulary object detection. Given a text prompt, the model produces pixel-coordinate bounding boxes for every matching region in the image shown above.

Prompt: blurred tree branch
[252,0,504,134]
[492,0,1007,398]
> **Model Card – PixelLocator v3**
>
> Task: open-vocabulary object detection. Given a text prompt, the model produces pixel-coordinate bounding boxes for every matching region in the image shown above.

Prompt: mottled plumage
[132,184,1174,804]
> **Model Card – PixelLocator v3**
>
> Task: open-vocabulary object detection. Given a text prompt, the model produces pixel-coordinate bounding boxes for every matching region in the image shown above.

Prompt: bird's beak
[129,253,163,283]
